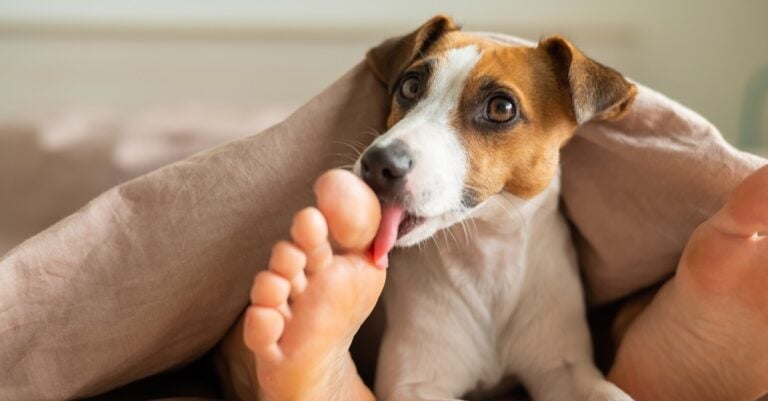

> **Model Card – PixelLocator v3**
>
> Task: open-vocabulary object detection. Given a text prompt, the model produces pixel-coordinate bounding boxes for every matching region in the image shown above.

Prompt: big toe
[711,164,768,236]
[314,169,381,251]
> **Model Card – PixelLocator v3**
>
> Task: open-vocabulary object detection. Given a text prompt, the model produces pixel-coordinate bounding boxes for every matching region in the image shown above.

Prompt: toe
[290,207,333,273]
[314,169,381,252]
[250,271,291,307]
[710,164,768,237]
[244,306,284,362]
[269,241,308,294]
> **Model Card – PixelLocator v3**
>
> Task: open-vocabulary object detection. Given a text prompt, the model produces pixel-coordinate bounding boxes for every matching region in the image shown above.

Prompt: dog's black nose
[360,140,413,197]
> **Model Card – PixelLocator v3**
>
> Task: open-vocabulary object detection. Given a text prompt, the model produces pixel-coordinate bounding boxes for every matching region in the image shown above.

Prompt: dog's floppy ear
[539,36,637,124]
[367,15,459,93]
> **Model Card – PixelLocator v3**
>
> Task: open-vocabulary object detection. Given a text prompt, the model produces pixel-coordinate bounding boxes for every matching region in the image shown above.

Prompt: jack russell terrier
[353,16,637,401]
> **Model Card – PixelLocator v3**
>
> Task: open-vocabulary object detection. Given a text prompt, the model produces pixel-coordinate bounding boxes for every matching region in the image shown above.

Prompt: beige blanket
[0,33,764,400]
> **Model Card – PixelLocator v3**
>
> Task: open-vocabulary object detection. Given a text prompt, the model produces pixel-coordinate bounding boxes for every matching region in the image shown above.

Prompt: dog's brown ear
[539,36,637,124]
[367,15,459,93]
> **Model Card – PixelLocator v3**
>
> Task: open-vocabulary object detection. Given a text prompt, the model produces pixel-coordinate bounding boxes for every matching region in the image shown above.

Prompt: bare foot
[610,164,768,401]
[243,170,385,401]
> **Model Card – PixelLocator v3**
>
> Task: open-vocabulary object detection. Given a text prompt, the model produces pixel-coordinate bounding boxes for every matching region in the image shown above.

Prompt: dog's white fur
[356,46,481,247]
[358,46,633,400]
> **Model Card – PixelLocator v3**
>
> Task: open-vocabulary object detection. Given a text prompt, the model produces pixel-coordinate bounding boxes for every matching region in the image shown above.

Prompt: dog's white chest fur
[376,174,632,401]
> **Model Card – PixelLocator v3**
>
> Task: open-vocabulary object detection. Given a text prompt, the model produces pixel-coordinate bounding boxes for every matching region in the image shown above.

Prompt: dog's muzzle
[360,139,413,201]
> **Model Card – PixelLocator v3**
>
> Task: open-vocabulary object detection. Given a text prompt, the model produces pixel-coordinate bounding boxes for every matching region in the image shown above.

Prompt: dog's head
[356,15,636,250]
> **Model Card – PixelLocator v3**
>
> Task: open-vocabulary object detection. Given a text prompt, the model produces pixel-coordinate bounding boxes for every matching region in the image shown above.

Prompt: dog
[353,16,637,401]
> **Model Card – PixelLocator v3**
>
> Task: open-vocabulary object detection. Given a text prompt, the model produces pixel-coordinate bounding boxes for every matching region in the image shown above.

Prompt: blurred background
[2,0,768,252]
[1,0,767,148]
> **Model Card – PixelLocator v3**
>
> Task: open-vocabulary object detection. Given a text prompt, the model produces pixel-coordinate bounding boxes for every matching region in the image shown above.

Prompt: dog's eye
[485,96,517,123]
[399,76,421,100]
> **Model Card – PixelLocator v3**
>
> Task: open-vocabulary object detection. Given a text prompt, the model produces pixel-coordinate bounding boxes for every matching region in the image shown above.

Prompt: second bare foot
[610,165,768,401]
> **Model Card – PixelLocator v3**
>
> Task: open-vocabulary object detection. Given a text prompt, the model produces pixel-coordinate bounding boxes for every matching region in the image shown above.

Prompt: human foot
[243,169,385,401]
[609,164,768,401]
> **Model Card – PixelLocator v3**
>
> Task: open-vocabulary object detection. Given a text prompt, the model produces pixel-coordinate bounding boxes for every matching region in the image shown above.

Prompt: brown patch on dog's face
[453,41,579,202]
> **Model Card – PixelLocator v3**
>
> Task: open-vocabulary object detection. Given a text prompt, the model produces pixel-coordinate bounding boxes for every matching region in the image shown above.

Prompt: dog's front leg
[503,263,633,401]
[374,268,485,401]
[375,322,483,401]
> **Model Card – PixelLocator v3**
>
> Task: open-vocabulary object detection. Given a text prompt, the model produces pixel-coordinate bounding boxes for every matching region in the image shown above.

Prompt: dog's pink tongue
[372,204,405,269]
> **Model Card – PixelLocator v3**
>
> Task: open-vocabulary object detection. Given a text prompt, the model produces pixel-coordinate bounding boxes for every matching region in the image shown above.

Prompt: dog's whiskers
[332,140,366,157]
[330,152,360,161]
[445,224,463,251]
[329,154,361,170]
[360,127,382,139]
[347,139,370,150]
[430,235,444,256]
[468,214,480,241]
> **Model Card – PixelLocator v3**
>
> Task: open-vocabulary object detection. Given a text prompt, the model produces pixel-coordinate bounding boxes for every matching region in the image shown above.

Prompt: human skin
[608,164,768,401]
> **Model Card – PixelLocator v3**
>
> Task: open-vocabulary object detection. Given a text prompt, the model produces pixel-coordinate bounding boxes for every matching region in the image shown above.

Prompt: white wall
[1,0,766,145]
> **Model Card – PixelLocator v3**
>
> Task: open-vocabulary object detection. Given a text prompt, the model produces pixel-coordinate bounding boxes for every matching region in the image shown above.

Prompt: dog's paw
[586,381,634,401]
